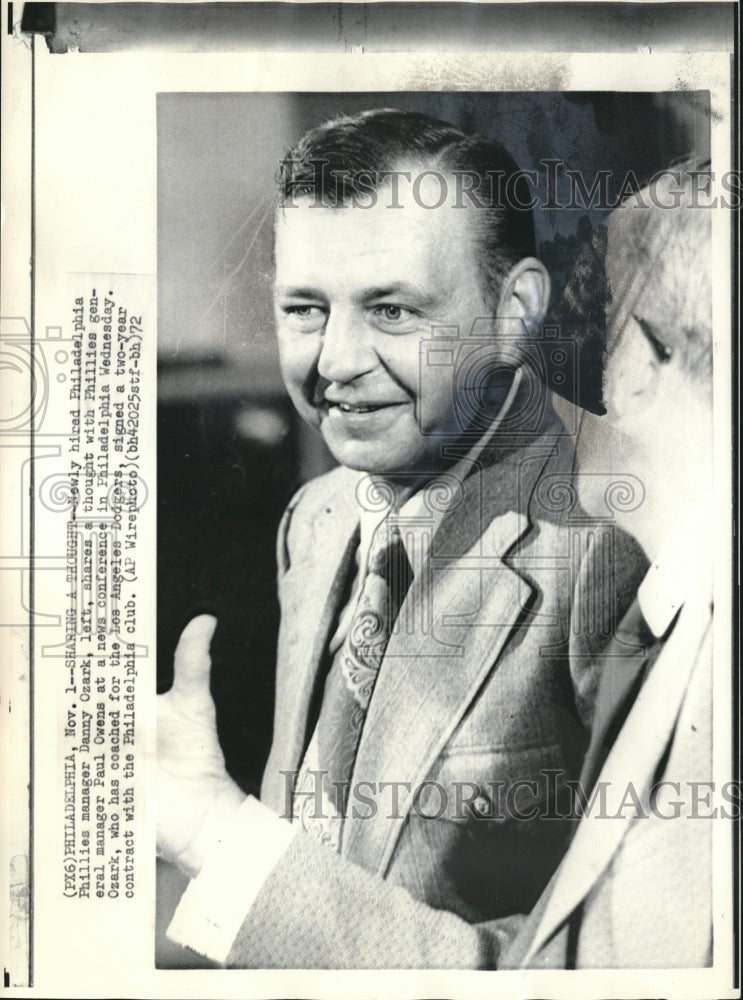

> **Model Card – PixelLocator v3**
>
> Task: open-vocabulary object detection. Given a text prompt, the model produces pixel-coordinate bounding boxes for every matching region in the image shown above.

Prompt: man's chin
[325,446,454,495]
[328,450,409,477]
[322,436,416,478]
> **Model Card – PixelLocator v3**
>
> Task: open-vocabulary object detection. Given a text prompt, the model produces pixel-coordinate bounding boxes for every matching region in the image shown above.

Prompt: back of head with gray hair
[555,160,713,413]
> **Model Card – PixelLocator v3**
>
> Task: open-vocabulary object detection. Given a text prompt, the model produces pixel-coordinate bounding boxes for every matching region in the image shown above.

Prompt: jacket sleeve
[226,825,526,969]
[167,793,525,969]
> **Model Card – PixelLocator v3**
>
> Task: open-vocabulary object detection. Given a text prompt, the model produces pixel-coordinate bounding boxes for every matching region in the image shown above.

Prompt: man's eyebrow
[273,285,326,299]
[361,284,439,306]
[273,283,441,307]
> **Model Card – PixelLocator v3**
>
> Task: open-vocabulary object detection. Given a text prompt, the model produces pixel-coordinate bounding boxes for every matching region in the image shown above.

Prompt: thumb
[171,614,218,702]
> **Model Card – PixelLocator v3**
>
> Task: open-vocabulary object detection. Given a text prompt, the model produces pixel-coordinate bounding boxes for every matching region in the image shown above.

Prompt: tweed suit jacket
[217,408,646,968]
[502,576,714,970]
[212,409,648,969]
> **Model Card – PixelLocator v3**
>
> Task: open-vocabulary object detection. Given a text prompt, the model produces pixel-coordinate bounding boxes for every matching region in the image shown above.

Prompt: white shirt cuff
[166,795,297,964]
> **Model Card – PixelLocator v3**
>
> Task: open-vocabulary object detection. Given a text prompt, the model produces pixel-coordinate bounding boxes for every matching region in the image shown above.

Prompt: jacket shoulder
[284,464,357,522]
[276,465,357,572]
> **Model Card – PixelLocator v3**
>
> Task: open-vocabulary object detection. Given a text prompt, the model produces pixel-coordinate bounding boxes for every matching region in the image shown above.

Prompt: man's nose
[316,309,376,384]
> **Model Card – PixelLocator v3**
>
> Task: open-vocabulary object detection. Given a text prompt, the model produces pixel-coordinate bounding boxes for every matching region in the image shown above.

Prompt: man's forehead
[273,186,481,273]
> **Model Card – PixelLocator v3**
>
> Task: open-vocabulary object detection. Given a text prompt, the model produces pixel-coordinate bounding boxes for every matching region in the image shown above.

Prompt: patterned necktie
[293,519,413,849]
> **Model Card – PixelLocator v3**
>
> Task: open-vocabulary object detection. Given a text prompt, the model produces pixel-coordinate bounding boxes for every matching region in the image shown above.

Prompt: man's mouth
[331,401,384,414]
[324,398,403,415]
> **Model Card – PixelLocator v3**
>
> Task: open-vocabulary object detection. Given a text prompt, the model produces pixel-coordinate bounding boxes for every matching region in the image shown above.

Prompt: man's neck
[618,467,711,565]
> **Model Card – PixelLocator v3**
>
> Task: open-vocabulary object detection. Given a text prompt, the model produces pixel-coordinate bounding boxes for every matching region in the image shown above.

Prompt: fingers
[171,614,218,701]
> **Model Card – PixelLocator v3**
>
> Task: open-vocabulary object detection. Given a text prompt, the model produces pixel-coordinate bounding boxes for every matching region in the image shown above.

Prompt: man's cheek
[289,380,319,420]
[276,358,311,415]
[416,370,457,434]
[278,346,316,392]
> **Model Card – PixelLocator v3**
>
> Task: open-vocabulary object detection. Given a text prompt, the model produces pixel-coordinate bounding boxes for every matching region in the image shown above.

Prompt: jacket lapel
[577,620,652,794]
[342,435,561,874]
[521,592,712,966]
[262,477,359,811]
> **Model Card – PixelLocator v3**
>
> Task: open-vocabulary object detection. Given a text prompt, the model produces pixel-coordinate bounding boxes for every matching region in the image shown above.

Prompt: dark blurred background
[156,90,709,964]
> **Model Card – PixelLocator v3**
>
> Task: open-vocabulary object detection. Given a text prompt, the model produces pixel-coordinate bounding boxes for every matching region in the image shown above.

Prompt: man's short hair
[276,108,537,312]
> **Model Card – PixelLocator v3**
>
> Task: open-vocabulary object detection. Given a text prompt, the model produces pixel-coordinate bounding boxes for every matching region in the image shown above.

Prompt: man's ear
[605,318,662,423]
[498,257,551,336]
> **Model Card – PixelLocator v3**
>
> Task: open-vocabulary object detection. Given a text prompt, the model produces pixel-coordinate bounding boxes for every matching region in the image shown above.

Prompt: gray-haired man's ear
[604,316,663,424]
[497,256,551,338]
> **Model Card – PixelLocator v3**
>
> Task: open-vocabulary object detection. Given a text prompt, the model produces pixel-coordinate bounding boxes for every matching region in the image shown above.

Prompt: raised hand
[157,615,246,877]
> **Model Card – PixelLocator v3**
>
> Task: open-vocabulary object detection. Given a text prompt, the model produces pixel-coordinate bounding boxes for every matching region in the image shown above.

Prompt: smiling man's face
[273,176,498,481]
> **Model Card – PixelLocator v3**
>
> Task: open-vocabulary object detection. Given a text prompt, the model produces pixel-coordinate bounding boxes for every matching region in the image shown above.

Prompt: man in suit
[157,109,645,967]
[501,163,720,969]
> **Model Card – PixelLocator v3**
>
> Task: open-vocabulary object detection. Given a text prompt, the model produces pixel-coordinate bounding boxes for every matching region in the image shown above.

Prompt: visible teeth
[338,403,374,413]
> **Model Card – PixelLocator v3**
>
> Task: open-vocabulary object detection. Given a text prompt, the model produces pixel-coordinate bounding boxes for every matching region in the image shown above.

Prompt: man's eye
[285,305,320,318]
[373,304,414,323]
[280,305,326,329]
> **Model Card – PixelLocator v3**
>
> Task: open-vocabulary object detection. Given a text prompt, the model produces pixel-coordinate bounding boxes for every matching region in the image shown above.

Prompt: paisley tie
[293,519,413,849]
